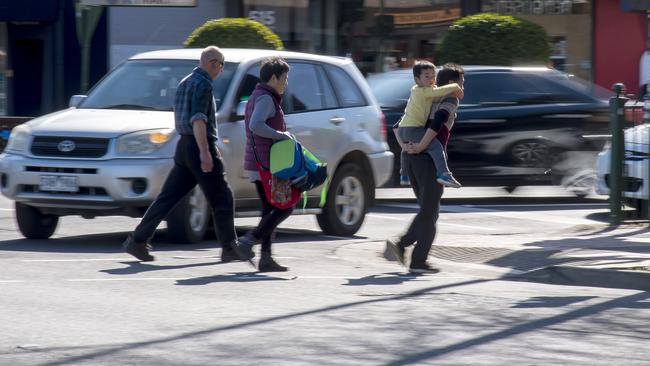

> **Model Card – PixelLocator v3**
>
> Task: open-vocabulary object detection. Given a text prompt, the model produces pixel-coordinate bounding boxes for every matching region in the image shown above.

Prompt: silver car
[0,48,393,242]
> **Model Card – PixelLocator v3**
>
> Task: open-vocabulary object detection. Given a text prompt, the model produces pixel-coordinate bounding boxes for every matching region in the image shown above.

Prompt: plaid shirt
[173,67,218,141]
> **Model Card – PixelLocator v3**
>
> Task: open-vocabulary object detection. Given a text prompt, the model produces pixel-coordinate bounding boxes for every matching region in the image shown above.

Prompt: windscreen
[80,59,237,111]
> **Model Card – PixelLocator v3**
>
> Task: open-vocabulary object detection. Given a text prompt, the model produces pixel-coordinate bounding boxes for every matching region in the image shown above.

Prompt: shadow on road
[0,227,353,254]
[32,278,650,366]
[343,272,426,286]
[175,272,297,286]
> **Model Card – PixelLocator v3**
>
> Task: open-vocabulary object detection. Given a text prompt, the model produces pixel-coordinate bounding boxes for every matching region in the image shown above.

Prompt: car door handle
[330,117,345,125]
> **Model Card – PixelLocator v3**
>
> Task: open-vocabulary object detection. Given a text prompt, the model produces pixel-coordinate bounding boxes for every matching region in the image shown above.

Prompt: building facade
[1,0,648,117]
[0,0,108,117]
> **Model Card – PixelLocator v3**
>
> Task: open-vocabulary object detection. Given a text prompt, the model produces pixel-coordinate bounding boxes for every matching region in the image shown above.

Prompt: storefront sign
[389,8,461,25]
[483,0,577,15]
[80,0,196,6]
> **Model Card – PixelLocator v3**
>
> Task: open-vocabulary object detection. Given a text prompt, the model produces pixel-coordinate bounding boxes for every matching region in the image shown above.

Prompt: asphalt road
[1,189,649,365]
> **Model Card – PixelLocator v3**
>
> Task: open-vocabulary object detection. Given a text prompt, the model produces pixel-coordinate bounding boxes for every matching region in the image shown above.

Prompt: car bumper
[0,153,172,210]
[368,150,394,187]
[596,150,648,199]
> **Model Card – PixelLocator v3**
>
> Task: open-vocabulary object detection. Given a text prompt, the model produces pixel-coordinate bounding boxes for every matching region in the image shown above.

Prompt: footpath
[367,187,650,291]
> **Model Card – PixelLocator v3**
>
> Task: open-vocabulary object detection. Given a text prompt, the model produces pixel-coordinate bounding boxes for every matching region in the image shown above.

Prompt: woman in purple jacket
[236,56,293,272]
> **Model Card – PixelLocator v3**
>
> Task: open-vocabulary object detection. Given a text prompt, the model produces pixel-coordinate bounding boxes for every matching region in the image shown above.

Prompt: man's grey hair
[200,46,223,65]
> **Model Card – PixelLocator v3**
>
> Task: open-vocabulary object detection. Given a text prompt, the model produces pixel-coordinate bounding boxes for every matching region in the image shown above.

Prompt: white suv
[0,49,393,242]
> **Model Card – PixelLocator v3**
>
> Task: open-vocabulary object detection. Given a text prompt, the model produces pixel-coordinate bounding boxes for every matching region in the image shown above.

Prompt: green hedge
[438,13,551,66]
[184,18,283,50]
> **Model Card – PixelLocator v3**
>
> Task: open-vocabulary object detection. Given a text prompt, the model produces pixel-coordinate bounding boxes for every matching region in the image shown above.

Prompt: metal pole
[609,83,626,225]
[644,91,650,222]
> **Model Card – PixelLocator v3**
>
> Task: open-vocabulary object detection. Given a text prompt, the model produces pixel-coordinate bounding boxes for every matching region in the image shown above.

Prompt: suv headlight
[5,124,32,152]
[116,129,174,155]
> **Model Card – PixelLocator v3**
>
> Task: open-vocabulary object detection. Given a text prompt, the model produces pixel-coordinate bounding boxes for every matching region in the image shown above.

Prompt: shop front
[481,0,593,81]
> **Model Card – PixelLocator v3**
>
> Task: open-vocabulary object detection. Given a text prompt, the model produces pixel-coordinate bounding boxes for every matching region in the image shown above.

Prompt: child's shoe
[436,172,461,188]
[400,174,410,186]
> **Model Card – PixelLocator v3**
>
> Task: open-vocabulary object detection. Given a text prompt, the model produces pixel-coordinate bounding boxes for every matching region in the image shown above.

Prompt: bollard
[609,83,627,225]
[645,93,650,222]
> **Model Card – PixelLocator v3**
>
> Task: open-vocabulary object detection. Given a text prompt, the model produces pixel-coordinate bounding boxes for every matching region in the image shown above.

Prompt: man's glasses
[211,59,224,67]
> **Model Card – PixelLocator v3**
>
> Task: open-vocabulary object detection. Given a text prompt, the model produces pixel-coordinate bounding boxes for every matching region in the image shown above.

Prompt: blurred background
[1,0,650,199]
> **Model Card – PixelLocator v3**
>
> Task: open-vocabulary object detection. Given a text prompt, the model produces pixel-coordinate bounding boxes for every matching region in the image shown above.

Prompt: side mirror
[236,100,247,118]
[69,95,87,108]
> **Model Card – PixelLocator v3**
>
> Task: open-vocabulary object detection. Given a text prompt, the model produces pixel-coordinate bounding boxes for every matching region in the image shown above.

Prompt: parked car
[596,124,649,214]
[367,66,612,193]
[0,48,393,241]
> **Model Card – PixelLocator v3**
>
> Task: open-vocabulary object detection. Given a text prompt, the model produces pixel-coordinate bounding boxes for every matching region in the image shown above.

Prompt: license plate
[39,175,78,192]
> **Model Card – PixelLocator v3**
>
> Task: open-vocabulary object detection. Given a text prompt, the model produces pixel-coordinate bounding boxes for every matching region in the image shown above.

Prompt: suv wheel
[15,202,59,239]
[166,187,209,243]
[317,163,368,236]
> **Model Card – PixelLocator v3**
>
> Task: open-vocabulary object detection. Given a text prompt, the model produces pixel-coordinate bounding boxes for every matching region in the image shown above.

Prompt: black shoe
[409,262,440,274]
[258,252,288,272]
[122,234,154,262]
[385,239,405,266]
[234,232,257,266]
[221,247,255,263]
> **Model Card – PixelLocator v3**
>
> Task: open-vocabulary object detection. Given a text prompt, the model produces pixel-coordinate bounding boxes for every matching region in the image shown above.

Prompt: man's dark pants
[398,153,443,266]
[132,135,237,247]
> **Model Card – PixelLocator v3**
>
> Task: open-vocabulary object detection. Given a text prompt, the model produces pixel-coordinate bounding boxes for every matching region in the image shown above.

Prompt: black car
[367,66,613,191]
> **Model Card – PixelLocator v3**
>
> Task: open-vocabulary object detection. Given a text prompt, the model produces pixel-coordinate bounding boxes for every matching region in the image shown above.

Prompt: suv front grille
[31,137,109,158]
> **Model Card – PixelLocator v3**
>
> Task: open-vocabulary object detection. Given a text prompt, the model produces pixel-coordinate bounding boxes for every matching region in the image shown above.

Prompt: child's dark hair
[260,56,290,83]
[412,60,435,79]
[436,63,464,87]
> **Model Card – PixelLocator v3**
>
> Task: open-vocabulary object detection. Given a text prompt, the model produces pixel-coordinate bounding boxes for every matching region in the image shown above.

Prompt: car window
[324,64,366,107]
[462,72,591,107]
[234,63,261,104]
[285,63,326,113]
[316,65,339,109]
[366,72,412,108]
[81,60,236,111]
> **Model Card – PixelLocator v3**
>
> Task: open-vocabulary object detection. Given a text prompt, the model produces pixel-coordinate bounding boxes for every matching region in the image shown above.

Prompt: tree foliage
[184,18,283,50]
[438,13,551,66]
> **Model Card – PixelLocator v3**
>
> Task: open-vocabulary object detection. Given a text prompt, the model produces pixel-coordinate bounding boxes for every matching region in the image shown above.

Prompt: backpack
[270,139,329,206]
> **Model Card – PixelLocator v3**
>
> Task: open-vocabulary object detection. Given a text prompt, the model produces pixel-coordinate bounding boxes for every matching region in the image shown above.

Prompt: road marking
[0,208,14,211]
[367,213,498,231]
[67,277,190,282]
[379,203,598,226]
[22,258,132,262]
[0,280,24,283]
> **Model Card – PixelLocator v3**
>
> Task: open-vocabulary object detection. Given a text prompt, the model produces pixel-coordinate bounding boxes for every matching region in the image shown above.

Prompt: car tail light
[380,112,387,142]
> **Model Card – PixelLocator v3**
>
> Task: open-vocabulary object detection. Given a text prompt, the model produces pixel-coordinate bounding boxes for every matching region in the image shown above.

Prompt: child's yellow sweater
[399,83,460,127]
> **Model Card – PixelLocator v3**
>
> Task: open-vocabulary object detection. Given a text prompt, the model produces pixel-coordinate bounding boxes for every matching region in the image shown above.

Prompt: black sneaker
[258,252,288,272]
[409,262,440,274]
[385,239,405,266]
[122,234,154,262]
[221,247,255,263]
[234,232,257,266]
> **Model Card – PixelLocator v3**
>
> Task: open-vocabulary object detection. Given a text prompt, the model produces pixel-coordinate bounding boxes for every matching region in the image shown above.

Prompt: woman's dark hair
[260,56,290,83]
[436,63,464,87]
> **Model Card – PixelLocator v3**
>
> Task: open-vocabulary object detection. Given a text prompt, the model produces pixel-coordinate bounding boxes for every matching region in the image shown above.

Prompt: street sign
[80,0,196,6]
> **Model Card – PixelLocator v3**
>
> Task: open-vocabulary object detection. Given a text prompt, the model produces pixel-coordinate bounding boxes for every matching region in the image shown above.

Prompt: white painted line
[22,258,132,262]
[0,280,25,283]
[367,213,497,231]
[67,277,190,282]
[0,208,14,211]
[440,222,498,231]
[381,203,597,226]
